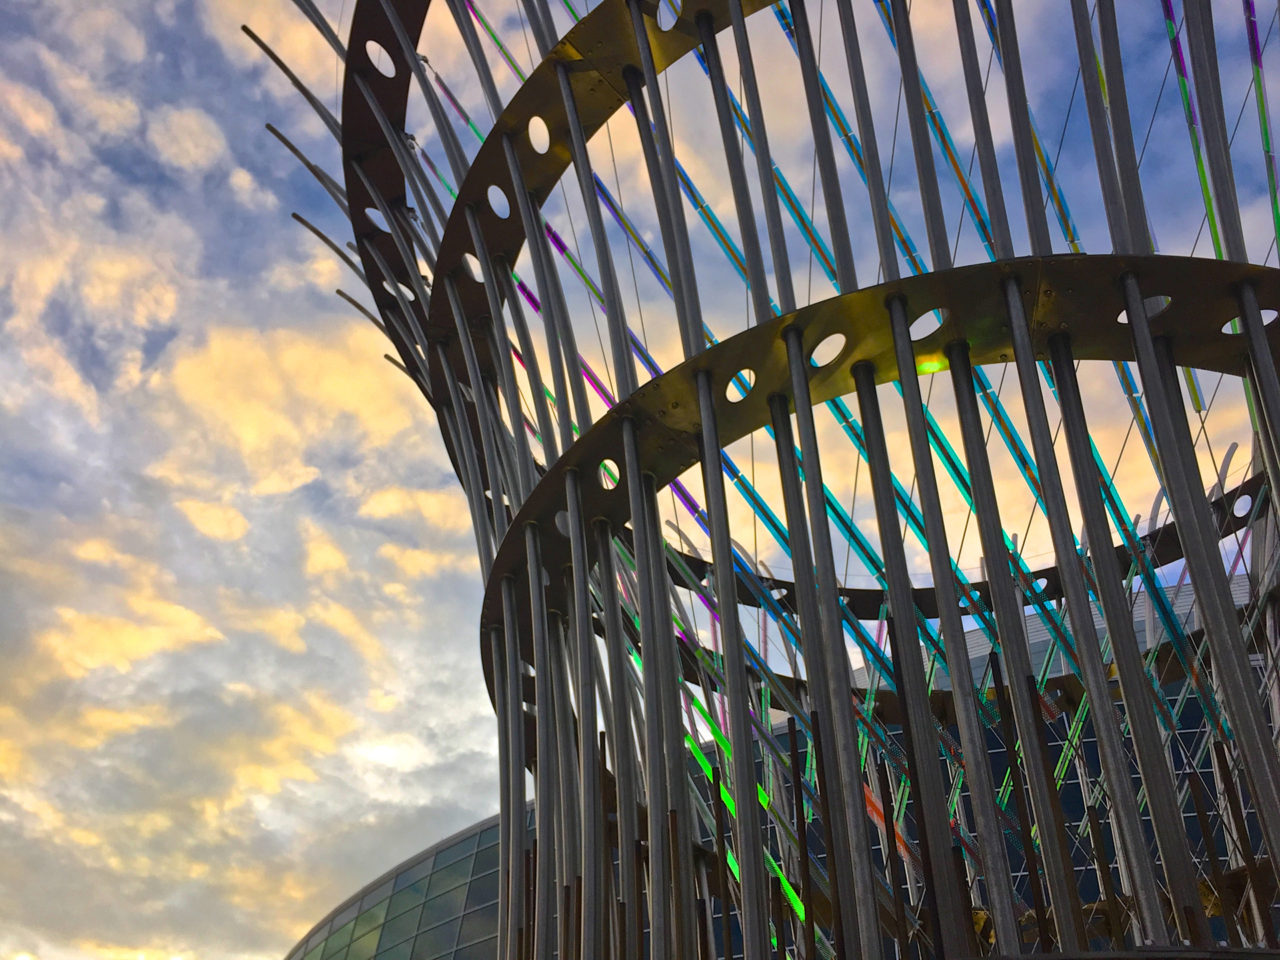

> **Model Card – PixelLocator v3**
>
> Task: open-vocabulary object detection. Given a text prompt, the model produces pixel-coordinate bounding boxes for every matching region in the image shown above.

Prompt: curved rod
[478,252,1280,701]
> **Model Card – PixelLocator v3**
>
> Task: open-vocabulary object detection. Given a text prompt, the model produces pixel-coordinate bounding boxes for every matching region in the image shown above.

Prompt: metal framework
[259,0,1280,957]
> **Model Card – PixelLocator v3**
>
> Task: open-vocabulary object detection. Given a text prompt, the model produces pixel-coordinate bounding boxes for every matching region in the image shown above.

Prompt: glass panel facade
[424,858,472,898]
[420,885,467,924]
[283,815,502,960]
[433,833,478,869]
[455,903,497,947]
[332,904,360,930]
[462,873,497,911]
[348,930,380,960]
[392,857,433,893]
[353,901,388,941]
[410,919,460,960]
[322,921,354,959]
[470,844,498,877]
[451,939,495,960]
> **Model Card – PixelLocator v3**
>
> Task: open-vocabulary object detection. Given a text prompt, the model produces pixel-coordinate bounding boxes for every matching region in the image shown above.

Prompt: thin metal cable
[514,0,538,70]
[880,66,906,283]
[556,176,615,399]
[605,118,651,355]
[1137,39,1176,170]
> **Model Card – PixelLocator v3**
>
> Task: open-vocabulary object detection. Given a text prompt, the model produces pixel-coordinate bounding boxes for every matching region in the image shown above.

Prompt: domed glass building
[282,815,508,960]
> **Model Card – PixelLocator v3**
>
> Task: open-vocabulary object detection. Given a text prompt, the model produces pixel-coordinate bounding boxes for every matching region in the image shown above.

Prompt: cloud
[0,80,60,143]
[176,500,250,541]
[161,323,425,495]
[306,598,383,669]
[79,250,177,328]
[31,44,142,142]
[146,106,229,173]
[265,251,342,292]
[0,701,170,782]
[197,0,343,107]
[377,543,476,580]
[357,486,472,531]
[300,517,348,582]
[218,591,307,653]
[211,690,356,809]
[38,599,223,679]
[60,6,147,69]
[229,166,278,210]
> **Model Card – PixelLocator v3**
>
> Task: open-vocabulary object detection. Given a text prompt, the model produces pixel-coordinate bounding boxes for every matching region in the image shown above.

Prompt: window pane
[476,824,499,847]
[375,942,412,960]
[307,925,331,952]
[471,845,498,877]
[332,903,360,930]
[452,936,497,960]
[378,905,422,950]
[388,884,427,920]
[354,902,389,941]
[464,872,499,910]
[323,921,355,958]
[433,833,478,868]
[393,857,434,893]
[419,885,467,930]
[425,857,472,897]
[361,880,394,911]
[410,918,459,960]
[457,902,499,947]
[348,930,380,960]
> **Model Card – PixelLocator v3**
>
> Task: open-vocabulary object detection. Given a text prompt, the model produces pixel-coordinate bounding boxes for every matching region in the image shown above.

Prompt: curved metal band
[342,0,780,403]
[340,0,430,374]
[674,472,1266,622]
[478,253,1280,693]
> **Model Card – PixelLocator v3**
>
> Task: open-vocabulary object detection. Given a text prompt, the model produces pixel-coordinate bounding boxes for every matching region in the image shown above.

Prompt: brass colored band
[478,253,1280,697]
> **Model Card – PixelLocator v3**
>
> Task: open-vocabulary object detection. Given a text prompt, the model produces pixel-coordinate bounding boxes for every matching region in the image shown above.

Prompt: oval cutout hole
[657,0,681,29]
[910,308,946,341]
[809,333,845,368]
[383,279,415,302]
[1223,308,1278,334]
[487,184,510,219]
[727,368,755,401]
[463,252,483,282]
[364,206,390,233]
[599,458,620,490]
[1117,295,1171,325]
[1234,494,1253,518]
[528,116,550,154]
[366,40,396,78]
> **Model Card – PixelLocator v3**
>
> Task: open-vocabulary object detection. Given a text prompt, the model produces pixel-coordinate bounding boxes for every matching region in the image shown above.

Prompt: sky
[0,1,502,958]
[1,0,1277,959]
